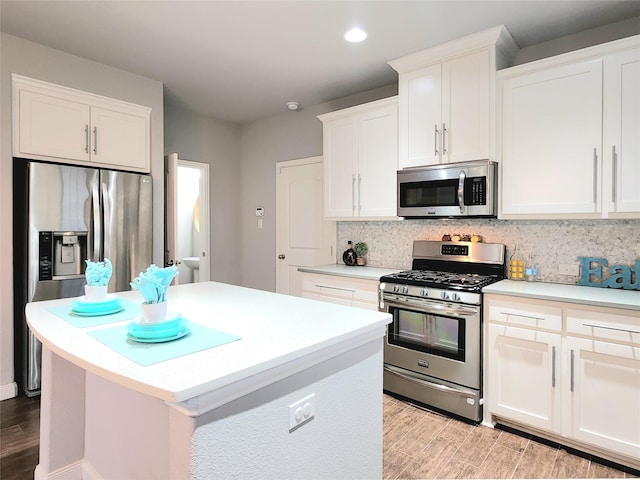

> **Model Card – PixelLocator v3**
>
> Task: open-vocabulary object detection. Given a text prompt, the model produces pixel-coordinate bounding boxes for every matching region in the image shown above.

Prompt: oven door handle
[382,297,478,317]
[384,365,470,395]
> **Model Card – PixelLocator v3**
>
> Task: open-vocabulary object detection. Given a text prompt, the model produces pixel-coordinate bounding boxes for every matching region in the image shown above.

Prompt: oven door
[382,294,481,389]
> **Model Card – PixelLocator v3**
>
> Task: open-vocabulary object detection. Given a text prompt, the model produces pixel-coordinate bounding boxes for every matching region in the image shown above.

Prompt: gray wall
[513,15,640,65]
[238,85,397,291]
[0,33,164,397]
[164,100,242,285]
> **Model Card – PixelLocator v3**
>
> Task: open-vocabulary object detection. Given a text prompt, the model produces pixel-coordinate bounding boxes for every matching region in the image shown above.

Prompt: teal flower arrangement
[130,264,178,304]
[85,259,112,286]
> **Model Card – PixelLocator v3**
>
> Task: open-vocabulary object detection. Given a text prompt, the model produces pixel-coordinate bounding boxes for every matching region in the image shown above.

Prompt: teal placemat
[48,299,141,328]
[87,321,240,366]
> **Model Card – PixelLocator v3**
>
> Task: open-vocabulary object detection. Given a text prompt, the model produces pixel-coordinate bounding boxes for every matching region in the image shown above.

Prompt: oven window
[387,306,465,361]
[399,179,459,208]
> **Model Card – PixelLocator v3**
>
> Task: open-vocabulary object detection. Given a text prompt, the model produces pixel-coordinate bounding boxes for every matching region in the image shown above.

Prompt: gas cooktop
[380,269,500,292]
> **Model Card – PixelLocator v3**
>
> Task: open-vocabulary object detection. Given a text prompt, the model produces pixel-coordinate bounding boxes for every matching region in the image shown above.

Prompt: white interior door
[276,157,336,296]
[166,153,211,284]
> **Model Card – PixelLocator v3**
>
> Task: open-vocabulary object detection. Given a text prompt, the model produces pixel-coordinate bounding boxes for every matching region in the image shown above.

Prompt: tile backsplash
[337,219,640,285]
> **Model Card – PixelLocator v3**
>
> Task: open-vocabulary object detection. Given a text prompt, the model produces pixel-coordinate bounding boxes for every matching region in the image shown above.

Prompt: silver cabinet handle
[84,125,89,153]
[570,349,575,393]
[612,145,617,203]
[582,323,640,335]
[457,169,466,213]
[315,285,356,293]
[551,345,556,388]
[434,124,439,157]
[93,126,98,154]
[351,174,356,214]
[592,148,598,203]
[358,174,362,214]
[499,311,545,322]
[442,123,448,156]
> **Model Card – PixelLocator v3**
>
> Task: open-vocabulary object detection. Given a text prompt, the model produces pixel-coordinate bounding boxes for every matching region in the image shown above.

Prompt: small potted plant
[354,242,368,266]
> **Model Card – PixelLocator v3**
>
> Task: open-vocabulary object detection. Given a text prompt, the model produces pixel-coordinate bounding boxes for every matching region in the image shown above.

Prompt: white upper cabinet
[499,36,640,219]
[319,97,398,220]
[500,59,603,216]
[389,26,517,169]
[13,74,151,172]
[603,48,640,216]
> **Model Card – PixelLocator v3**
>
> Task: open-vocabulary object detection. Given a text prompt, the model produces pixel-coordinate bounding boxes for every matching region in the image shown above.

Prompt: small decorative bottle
[342,241,357,266]
[509,245,525,281]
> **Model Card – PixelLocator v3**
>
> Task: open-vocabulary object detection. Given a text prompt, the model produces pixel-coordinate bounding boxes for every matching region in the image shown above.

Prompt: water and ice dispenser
[38,231,88,280]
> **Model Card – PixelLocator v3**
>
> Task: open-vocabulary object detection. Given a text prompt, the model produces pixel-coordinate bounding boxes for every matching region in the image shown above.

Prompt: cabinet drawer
[485,295,562,331]
[301,273,379,310]
[566,307,640,345]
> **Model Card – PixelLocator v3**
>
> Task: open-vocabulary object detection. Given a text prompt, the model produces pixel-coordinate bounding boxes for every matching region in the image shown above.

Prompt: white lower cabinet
[487,324,562,432]
[300,272,379,311]
[485,294,640,469]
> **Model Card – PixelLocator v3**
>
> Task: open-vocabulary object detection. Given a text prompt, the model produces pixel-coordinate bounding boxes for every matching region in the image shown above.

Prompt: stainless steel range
[379,240,506,423]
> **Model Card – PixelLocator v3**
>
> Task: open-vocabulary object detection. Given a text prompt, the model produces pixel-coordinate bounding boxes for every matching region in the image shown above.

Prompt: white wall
[164,100,242,286]
[0,33,164,398]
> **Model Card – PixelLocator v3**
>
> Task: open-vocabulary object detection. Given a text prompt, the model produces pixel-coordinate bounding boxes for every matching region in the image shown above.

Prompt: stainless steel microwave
[397,160,498,218]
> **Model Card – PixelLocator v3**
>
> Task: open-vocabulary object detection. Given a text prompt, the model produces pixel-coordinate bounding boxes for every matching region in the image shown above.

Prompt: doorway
[166,153,211,284]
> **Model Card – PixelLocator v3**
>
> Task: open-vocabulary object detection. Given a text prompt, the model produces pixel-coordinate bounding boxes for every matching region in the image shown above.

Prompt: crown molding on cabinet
[388,25,519,73]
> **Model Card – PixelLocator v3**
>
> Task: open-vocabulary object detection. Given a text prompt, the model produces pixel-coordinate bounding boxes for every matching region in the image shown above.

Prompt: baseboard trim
[34,461,83,480]
[0,381,17,400]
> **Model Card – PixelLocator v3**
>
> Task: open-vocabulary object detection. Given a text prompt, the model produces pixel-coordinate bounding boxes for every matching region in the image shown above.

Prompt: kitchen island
[26,282,392,479]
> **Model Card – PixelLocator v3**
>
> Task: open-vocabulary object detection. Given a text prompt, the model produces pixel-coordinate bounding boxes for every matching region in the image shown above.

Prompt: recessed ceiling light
[344,27,367,43]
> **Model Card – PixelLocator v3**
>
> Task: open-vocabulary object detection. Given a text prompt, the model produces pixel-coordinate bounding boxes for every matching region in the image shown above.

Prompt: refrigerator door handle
[101,182,111,260]
[91,183,101,261]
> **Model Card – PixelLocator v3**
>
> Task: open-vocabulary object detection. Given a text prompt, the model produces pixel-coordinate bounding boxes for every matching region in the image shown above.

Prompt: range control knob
[420,288,429,297]
[440,291,449,300]
[402,286,409,294]
[393,285,399,293]
[451,292,461,301]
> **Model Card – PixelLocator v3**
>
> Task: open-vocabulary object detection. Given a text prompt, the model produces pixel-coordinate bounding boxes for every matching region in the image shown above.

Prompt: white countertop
[483,280,640,311]
[26,282,391,406]
[298,264,402,281]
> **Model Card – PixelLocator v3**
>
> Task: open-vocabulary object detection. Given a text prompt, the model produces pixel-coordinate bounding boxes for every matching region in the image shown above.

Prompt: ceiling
[2,1,640,124]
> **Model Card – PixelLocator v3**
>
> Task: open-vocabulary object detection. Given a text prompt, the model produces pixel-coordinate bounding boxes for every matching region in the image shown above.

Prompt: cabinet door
[604,48,640,216]
[443,50,490,164]
[300,273,379,310]
[399,64,442,168]
[90,106,149,171]
[358,104,398,217]
[565,336,640,459]
[323,116,358,218]
[501,59,603,216]
[487,323,562,433]
[18,89,90,162]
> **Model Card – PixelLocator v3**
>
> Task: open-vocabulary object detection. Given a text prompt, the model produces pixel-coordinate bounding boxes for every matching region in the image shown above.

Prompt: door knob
[278,254,286,259]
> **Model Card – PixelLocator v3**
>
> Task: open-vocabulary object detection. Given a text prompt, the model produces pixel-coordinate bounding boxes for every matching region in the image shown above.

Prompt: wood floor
[0,393,636,479]
[383,394,637,479]
[1,394,40,480]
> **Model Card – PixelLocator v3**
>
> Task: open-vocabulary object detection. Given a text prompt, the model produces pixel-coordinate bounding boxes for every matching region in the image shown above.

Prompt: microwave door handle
[457,170,466,214]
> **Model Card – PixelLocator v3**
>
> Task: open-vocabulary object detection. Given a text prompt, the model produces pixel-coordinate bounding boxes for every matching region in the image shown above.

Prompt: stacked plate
[71,294,124,316]
[127,313,190,343]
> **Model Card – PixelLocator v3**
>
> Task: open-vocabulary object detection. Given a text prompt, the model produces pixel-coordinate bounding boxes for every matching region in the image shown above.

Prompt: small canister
[509,259,525,280]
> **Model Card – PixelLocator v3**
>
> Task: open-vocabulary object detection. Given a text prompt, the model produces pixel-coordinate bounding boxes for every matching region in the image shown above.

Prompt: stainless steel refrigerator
[13,159,153,396]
